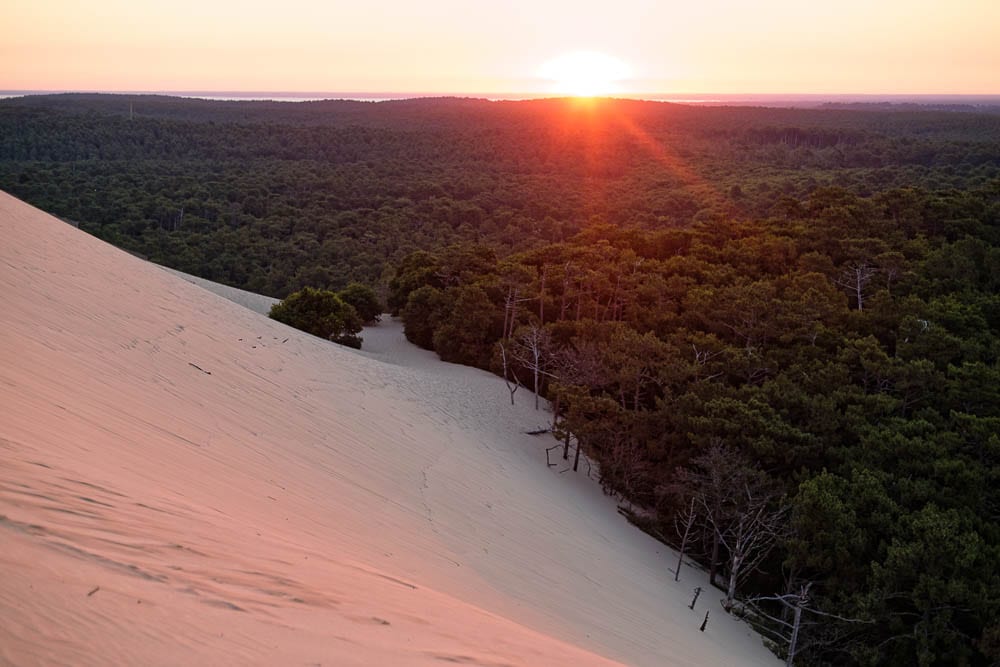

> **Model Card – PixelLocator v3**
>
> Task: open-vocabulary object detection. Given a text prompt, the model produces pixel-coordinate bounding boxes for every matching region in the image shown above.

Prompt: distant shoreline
[3,90,1000,108]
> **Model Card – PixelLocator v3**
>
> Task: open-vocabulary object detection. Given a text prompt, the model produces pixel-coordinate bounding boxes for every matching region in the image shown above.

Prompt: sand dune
[154,265,279,315]
[0,191,777,666]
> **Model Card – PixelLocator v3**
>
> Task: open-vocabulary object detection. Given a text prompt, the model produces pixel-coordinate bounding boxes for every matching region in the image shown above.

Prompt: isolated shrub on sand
[337,282,383,324]
[269,287,363,349]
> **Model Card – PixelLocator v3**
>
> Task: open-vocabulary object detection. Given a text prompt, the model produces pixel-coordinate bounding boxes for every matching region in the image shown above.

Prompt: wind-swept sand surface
[0,191,777,666]
[155,265,279,315]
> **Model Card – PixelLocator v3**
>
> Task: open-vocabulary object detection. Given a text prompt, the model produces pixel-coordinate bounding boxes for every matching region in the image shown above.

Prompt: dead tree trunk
[718,488,789,611]
[538,265,547,325]
[498,341,520,405]
[787,592,805,667]
[511,324,553,411]
[725,550,743,610]
[502,286,518,339]
[835,261,877,311]
[675,496,698,582]
[708,530,721,588]
[745,581,870,667]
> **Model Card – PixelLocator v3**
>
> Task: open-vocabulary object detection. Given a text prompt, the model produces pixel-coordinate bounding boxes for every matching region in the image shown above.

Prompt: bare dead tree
[691,343,724,368]
[678,439,788,603]
[786,585,808,667]
[687,339,726,383]
[502,285,533,339]
[745,582,873,666]
[712,483,789,611]
[677,439,743,588]
[510,323,555,410]
[835,261,878,311]
[497,341,521,405]
[674,495,699,582]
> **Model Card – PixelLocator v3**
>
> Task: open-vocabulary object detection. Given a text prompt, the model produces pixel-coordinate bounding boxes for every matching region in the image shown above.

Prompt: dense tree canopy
[2,95,998,299]
[3,94,999,665]
[389,183,1000,666]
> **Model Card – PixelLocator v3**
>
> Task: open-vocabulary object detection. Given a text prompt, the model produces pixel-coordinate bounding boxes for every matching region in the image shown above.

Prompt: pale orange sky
[2,0,998,94]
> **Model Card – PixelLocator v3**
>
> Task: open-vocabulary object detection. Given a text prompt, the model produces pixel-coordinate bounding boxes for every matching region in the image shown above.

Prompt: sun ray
[549,99,723,225]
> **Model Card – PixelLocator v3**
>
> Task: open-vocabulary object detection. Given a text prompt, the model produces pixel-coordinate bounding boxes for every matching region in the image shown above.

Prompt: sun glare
[538,51,633,97]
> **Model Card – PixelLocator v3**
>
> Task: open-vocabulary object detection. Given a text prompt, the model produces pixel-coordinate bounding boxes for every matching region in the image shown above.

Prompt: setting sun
[538,51,633,97]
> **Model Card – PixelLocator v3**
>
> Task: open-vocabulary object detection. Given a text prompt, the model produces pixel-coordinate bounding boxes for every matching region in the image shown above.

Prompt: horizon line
[3,89,1000,100]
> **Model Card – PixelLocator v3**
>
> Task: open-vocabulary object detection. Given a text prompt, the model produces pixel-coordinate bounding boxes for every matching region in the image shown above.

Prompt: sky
[2,0,999,95]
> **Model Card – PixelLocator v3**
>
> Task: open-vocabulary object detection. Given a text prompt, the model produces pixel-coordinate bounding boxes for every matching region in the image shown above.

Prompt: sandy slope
[0,191,777,666]
[154,265,279,315]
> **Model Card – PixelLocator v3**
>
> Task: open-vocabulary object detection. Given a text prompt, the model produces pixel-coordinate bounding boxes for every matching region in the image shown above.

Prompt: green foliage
[388,251,441,315]
[401,285,448,349]
[5,93,1000,665]
[268,287,363,349]
[338,282,383,324]
[869,504,993,666]
[432,284,502,367]
[4,95,999,299]
[391,184,1000,664]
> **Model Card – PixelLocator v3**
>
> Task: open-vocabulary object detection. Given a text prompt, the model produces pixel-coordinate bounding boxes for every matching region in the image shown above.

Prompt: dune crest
[0,191,775,666]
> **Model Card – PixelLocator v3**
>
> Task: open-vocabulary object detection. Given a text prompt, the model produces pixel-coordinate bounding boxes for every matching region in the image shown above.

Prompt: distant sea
[2,90,999,108]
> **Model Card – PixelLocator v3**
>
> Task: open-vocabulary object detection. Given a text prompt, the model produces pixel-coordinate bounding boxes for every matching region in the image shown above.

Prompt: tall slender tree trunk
[675,496,696,582]
[508,298,518,338]
[560,263,571,320]
[725,553,741,610]
[533,365,540,410]
[786,596,804,666]
[502,287,512,339]
[709,531,721,588]
[538,265,546,325]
